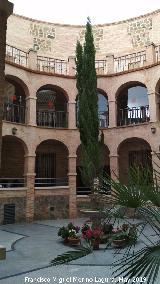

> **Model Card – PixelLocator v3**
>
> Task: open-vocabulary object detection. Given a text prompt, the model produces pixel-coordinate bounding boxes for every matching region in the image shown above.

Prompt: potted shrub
[82,224,103,250]
[58,223,80,245]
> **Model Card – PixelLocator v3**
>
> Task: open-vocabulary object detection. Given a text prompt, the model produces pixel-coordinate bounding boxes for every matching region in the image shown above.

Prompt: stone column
[68,101,76,129]
[26,97,37,126]
[108,100,117,128]
[68,56,76,76]
[0,0,13,168]
[148,91,159,122]
[24,154,36,222]
[68,155,77,218]
[28,49,37,70]
[151,151,160,184]
[146,43,156,65]
[106,54,114,74]
[109,154,119,181]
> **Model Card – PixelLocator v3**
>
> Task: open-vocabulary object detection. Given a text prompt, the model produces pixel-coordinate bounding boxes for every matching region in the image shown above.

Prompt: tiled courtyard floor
[0,218,159,284]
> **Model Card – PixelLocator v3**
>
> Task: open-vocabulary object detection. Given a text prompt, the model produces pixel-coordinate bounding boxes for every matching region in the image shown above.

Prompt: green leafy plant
[50,246,92,266]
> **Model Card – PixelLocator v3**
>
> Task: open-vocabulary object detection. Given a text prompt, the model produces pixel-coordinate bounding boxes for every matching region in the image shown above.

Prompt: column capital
[68,155,77,158]
[25,97,37,101]
[0,0,13,17]
[68,101,76,104]
[68,173,77,176]
[24,154,36,158]
[109,154,119,158]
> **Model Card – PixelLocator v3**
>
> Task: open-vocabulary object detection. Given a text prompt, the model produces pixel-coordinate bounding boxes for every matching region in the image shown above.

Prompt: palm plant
[113,207,160,284]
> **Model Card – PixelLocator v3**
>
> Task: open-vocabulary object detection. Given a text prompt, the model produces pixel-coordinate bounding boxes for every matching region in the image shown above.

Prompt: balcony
[35,177,68,187]
[37,56,68,75]
[5,43,160,76]
[0,178,25,188]
[36,110,68,128]
[117,105,150,126]
[3,103,26,124]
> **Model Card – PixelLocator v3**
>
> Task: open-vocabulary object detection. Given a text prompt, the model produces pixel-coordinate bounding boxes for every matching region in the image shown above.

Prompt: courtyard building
[1,2,160,223]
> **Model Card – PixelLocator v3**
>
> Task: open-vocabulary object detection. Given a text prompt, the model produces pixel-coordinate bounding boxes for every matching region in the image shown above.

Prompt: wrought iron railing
[95,60,106,75]
[117,105,150,126]
[114,51,146,73]
[35,177,68,187]
[76,187,91,195]
[76,111,109,128]
[98,111,109,128]
[0,178,25,188]
[36,110,68,128]
[37,56,68,75]
[155,45,160,62]
[3,103,26,124]
[6,44,28,67]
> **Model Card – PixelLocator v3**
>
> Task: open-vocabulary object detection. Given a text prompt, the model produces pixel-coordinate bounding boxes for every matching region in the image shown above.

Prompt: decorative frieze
[127,18,152,48]
[79,28,103,50]
[29,23,55,52]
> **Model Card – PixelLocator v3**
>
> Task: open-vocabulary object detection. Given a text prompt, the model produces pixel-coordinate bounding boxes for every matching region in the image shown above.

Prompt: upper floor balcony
[5,43,160,76]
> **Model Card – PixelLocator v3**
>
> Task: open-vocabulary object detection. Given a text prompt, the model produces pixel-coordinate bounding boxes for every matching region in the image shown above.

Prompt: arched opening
[36,85,68,128]
[155,79,160,121]
[3,77,27,124]
[35,139,69,187]
[118,137,152,184]
[116,82,149,126]
[76,90,109,128]
[0,136,26,187]
[76,143,110,195]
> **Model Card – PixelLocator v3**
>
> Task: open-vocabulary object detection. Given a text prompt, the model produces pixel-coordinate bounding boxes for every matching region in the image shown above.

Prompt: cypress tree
[76,18,102,187]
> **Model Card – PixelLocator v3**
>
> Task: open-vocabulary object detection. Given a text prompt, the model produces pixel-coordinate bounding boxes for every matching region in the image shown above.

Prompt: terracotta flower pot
[91,239,100,250]
[68,237,80,245]
[112,238,127,248]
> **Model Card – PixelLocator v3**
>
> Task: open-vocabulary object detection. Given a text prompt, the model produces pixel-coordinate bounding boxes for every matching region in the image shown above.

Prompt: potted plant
[58,226,70,242]
[82,224,103,250]
[112,224,137,248]
[58,223,80,245]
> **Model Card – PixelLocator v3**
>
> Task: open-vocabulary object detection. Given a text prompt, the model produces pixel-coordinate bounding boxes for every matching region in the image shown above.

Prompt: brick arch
[2,135,28,155]
[35,139,69,184]
[1,135,28,180]
[36,84,69,102]
[36,139,69,153]
[117,137,152,184]
[5,74,30,97]
[115,81,147,99]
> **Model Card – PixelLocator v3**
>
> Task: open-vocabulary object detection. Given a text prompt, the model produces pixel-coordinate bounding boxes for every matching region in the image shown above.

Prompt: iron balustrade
[36,110,68,128]
[3,103,26,124]
[6,44,28,67]
[114,51,146,73]
[155,45,160,62]
[95,60,106,74]
[0,178,25,188]
[117,105,150,126]
[35,177,68,187]
[76,187,91,195]
[98,111,109,128]
[37,56,68,75]
[76,111,109,128]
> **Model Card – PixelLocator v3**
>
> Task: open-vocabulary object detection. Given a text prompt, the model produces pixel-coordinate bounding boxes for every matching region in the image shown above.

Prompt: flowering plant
[58,223,80,239]
[82,225,103,242]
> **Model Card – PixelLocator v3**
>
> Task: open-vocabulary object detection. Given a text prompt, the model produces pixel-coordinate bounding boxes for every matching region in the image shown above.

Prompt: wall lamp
[12,127,17,135]
[151,127,156,134]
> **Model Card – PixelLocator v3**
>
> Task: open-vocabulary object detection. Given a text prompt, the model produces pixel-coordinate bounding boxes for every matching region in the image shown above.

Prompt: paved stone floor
[0,218,159,284]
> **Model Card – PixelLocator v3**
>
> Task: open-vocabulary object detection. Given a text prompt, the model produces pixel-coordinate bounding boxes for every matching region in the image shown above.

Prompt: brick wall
[0,196,26,224]
[35,195,69,219]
